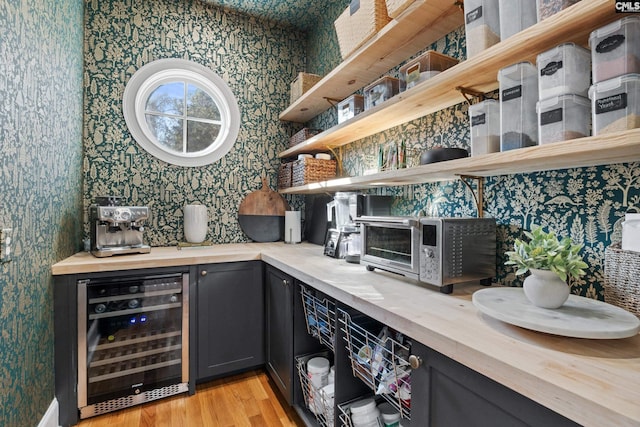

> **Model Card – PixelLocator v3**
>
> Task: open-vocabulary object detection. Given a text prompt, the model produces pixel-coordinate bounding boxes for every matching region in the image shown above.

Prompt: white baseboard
[38,398,59,427]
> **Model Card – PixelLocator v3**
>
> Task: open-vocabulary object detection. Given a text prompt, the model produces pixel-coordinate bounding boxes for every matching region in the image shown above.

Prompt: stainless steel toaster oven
[358,216,496,293]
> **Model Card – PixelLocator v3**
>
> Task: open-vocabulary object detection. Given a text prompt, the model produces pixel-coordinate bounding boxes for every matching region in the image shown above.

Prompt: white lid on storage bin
[498,61,538,83]
[350,398,377,415]
[307,356,330,374]
[589,16,640,83]
[588,73,640,135]
[537,42,591,98]
[537,93,590,111]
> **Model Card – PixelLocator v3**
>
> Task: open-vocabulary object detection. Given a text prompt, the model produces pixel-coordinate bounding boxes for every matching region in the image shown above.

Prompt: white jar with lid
[307,357,330,415]
[622,213,640,252]
[351,398,382,427]
[377,402,401,427]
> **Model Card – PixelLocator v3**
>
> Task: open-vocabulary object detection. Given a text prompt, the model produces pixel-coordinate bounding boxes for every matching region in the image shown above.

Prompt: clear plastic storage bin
[536,0,580,22]
[499,0,537,40]
[537,43,591,98]
[469,99,501,156]
[499,61,539,150]
[588,74,640,135]
[589,16,640,84]
[338,95,365,124]
[364,76,400,110]
[464,0,500,58]
[537,94,590,144]
[398,50,458,91]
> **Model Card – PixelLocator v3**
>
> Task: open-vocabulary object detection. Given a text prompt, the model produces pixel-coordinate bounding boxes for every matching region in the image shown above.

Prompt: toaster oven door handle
[356,216,419,227]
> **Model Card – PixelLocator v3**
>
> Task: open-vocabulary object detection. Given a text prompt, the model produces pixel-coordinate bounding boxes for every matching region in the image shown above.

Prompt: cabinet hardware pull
[201,270,207,276]
[409,354,422,369]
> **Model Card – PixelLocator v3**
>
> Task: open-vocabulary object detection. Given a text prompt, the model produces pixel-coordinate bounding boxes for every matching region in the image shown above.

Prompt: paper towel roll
[184,204,208,243]
[284,211,302,244]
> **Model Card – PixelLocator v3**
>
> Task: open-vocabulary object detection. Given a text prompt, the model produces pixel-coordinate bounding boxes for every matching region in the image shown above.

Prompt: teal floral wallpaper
[0,0,84,426]
[306,23,640,299]
[83,0,307,246]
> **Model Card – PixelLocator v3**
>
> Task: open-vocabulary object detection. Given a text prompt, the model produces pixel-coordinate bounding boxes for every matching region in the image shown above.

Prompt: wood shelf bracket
[456,87,487,106]
[458,174,484,217]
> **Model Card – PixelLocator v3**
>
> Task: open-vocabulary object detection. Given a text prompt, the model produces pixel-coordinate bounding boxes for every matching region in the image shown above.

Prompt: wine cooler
[77,272,189,419]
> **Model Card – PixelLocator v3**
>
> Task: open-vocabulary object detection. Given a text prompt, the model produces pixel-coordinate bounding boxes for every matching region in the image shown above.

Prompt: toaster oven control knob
[408,354,422,369]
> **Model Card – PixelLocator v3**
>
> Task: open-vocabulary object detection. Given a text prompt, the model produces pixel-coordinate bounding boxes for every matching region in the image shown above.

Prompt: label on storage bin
[596,35,625,54]
[350,0,360,15]
[466,6,482,24]
[541,108,563,126]
[541,61,563,76]
[595,93,628,114]
[502,85,522,102]
[471,113,486,127]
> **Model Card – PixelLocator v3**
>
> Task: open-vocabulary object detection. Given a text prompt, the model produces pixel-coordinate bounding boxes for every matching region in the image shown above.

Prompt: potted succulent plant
[505,225,588,308]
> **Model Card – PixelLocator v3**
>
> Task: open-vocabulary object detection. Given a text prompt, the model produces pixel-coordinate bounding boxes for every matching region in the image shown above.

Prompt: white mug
[184,204,208,243]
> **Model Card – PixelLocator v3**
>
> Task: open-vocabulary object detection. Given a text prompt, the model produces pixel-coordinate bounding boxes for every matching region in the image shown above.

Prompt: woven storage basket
[292,158,337,186]
[289,128,322,148]
[278,162,293,189]
[290,72,322,104]
[604,243,640,317]
[334,0,391,59]
[385,0,415,18]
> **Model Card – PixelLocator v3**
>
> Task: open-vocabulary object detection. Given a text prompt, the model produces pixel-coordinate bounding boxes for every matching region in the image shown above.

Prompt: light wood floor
[77,369,304,427]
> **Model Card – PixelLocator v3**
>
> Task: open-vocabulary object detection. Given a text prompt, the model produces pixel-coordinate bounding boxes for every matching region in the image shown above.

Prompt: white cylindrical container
[351,398,381,427]
[307,357,330,415]
[184,204,208,243]
[328,365,335,384]
[377,402,401,427]
[284,210,302,244]
[622,213,640,252]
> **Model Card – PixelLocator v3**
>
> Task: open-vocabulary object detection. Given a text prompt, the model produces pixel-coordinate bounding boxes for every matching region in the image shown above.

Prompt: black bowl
[419,147,468,165]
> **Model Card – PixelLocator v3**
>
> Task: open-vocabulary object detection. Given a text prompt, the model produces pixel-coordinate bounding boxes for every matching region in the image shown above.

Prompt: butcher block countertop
[52,243,640,427]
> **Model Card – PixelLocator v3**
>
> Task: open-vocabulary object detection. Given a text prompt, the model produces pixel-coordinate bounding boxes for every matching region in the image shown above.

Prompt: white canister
[307,357,330,415]
[184,204,208,243]
[377,402,401,427]
[351,398,381,427]
[622,213,640,252]
[284,210,302,244]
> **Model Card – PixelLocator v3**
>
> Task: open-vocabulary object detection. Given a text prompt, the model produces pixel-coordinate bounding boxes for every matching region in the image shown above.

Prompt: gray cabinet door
[265,265,294,404]
[410,341,580,427]
[196,261,264,381]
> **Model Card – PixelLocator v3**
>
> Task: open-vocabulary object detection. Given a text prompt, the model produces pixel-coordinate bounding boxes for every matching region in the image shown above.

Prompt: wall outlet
[1,228,12,262]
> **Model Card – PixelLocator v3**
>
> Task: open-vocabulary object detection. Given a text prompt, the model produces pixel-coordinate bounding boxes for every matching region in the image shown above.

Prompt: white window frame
[123,58,240,167]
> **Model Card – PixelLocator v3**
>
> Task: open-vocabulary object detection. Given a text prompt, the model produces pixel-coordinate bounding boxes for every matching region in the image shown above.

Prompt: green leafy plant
[505,225,588,282]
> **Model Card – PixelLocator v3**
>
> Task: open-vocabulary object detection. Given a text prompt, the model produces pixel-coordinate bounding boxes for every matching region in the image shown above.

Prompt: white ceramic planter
[184,204,208,243]
[523,268,570,309]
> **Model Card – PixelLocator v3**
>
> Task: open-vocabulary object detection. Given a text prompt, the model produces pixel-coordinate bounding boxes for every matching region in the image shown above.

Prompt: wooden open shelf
[278,0,617,159]
[279,0,464,124]
[279,129,640,194]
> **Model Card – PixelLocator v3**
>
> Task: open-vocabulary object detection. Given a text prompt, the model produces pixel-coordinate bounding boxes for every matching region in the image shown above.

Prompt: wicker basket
[385,0,415,18]
[289,128,322,148]
[292,158,337,186]
[278,162,293,189]
[290,72,322,104]
[334,0,391,59]
[604,243,640,317]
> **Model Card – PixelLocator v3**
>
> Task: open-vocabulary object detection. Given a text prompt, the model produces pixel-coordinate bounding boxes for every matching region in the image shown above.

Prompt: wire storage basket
[604,242,640,317]
[296,351,335,427]
[339,309,412,420]
[338,395,386,427]
[301,285,337,351]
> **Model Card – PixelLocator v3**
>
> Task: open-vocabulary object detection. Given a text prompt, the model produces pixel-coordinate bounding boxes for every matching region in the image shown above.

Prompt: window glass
[123,59,240,167]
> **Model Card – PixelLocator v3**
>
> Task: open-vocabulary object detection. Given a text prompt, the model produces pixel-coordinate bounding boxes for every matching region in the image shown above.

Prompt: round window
[123,58,240,167]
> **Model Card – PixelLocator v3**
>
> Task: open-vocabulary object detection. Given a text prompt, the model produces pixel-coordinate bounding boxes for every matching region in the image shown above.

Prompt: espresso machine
[89,196,151,257]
